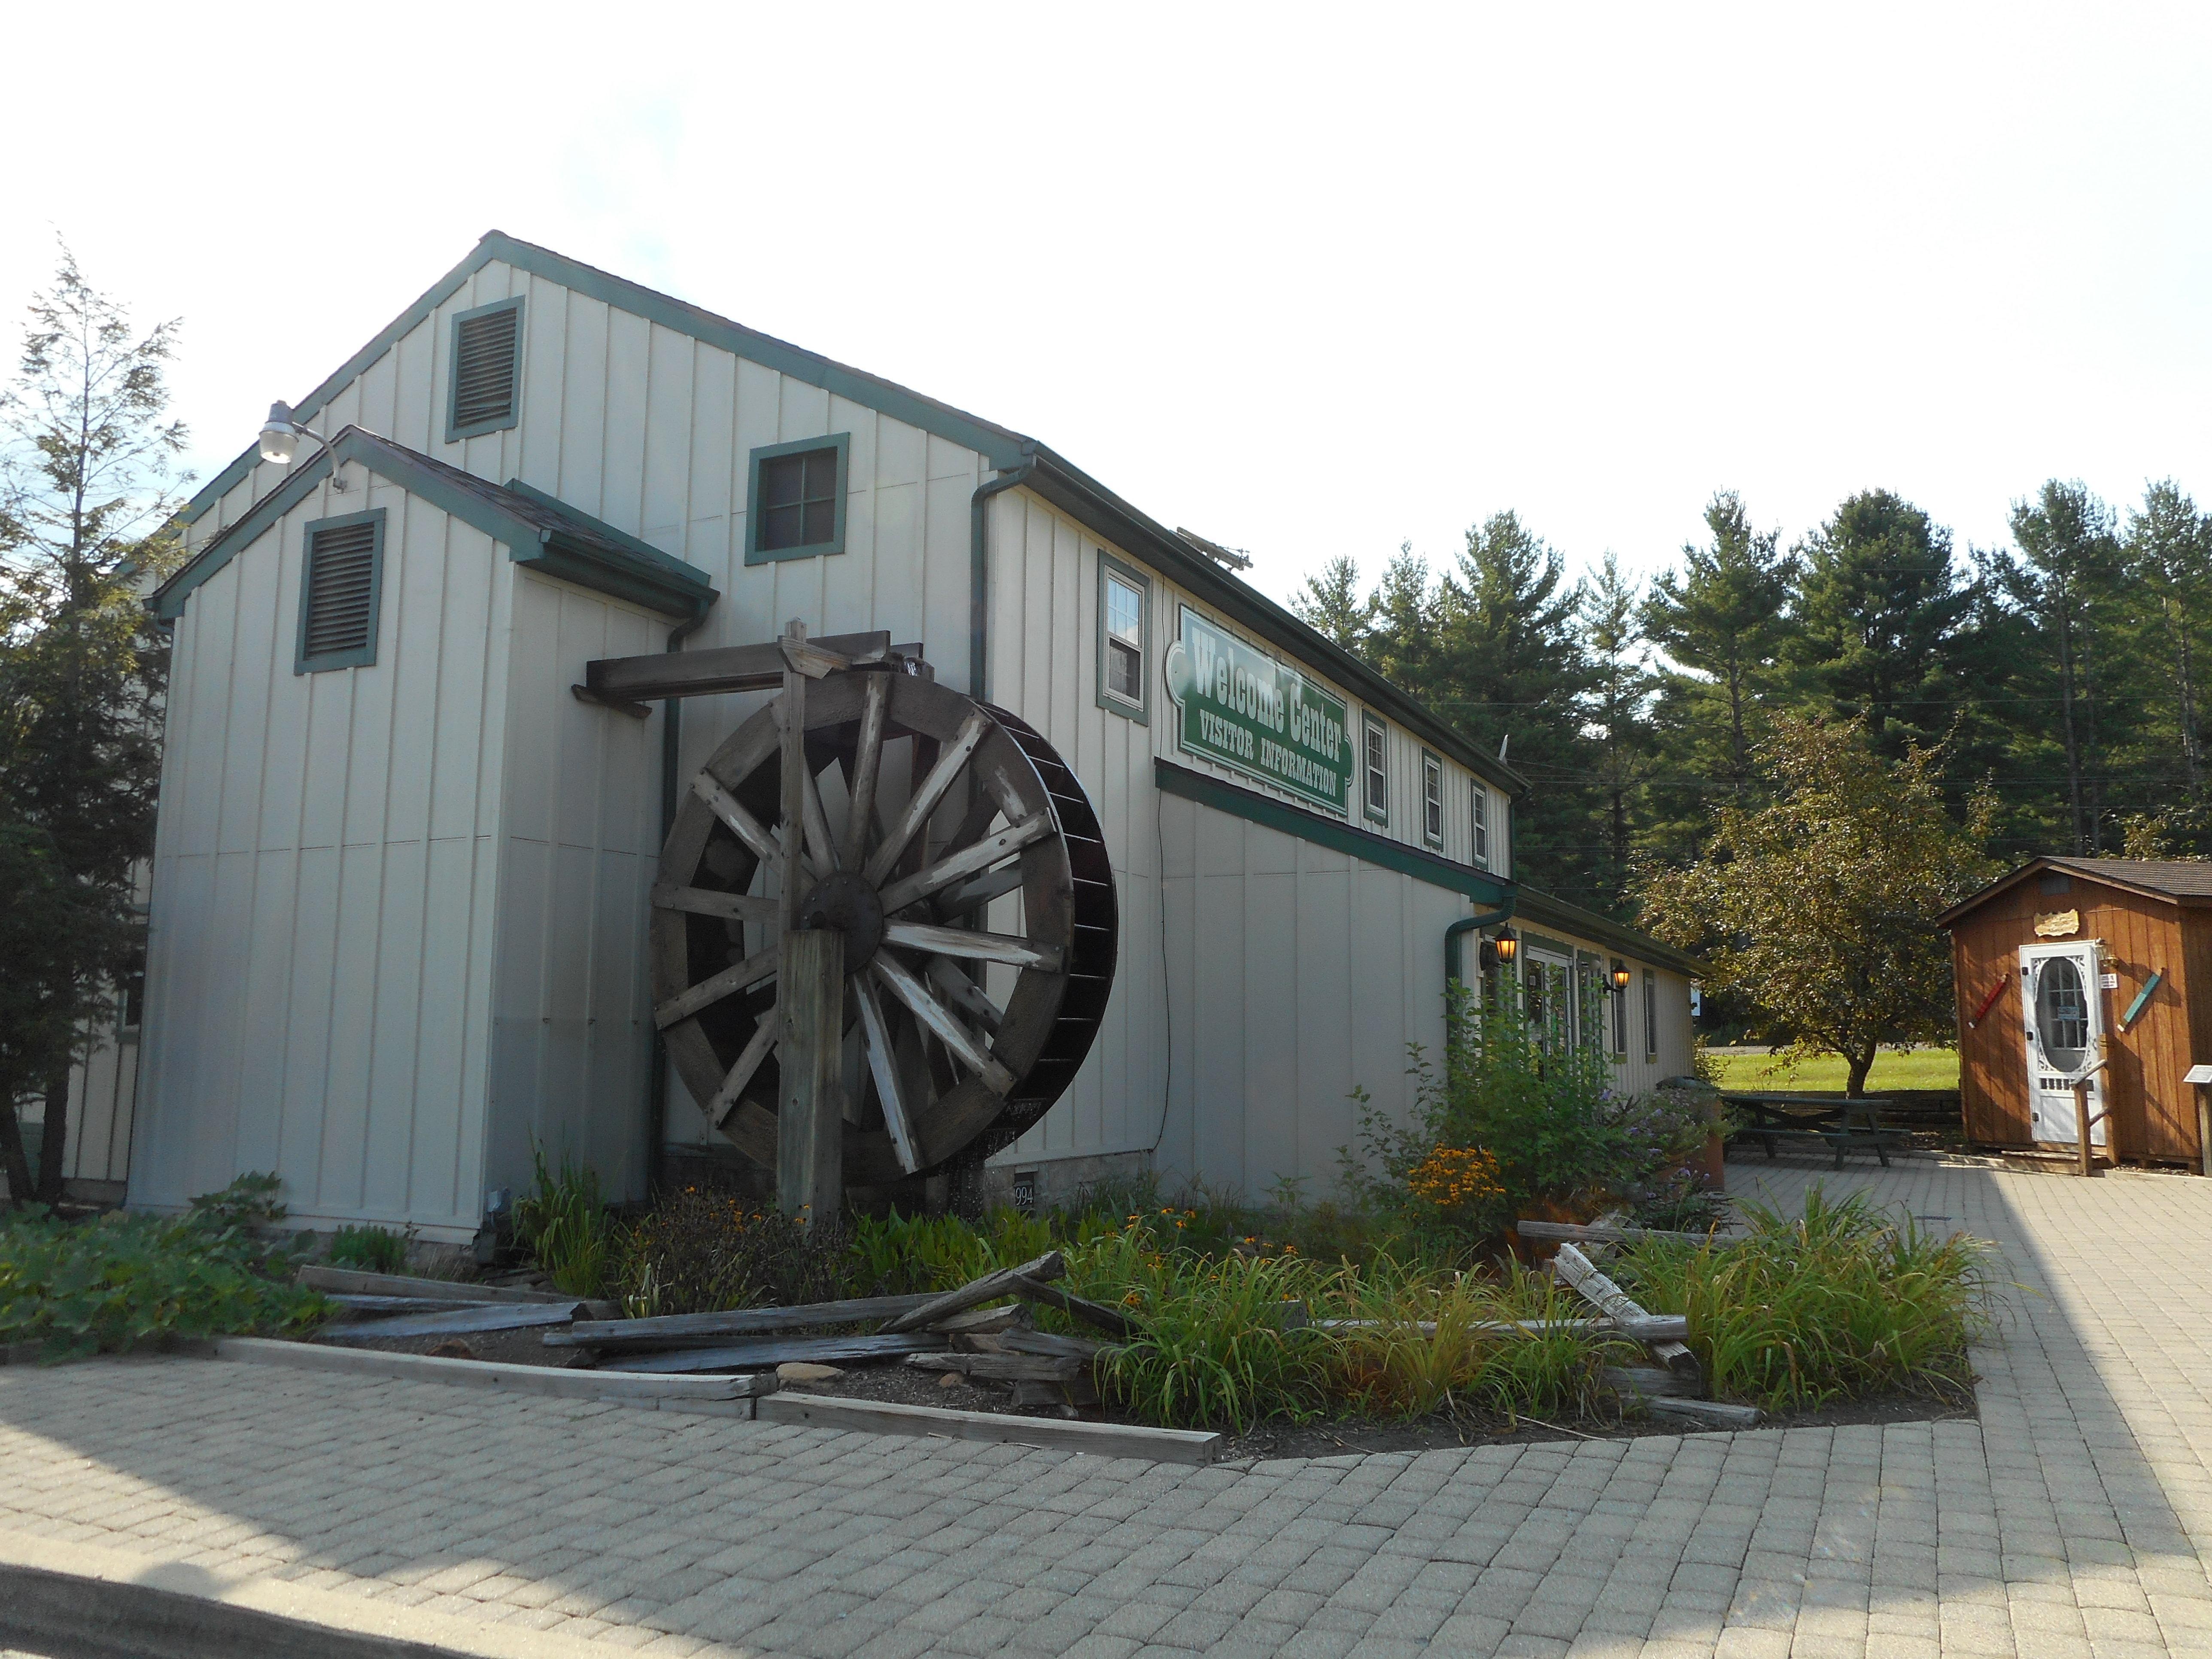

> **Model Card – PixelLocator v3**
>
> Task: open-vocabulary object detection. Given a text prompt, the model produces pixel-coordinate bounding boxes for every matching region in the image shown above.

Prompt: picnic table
[1723,1093,1910,1168]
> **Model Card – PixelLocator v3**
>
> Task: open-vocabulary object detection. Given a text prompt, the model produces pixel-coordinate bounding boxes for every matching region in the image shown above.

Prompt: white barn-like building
[121,233,1699,1240]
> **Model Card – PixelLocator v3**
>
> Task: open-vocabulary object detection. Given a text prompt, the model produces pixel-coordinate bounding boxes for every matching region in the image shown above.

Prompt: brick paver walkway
[4,1157,2211,1657]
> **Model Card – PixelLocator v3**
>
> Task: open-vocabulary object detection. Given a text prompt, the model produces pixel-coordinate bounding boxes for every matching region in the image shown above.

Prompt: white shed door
[2018,942,2107,1146]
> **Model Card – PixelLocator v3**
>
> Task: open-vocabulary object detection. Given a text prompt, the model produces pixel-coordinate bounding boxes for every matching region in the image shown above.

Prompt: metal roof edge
[1026,450,1530,799]
[152,428,715,623]
[1507,886,1705,978]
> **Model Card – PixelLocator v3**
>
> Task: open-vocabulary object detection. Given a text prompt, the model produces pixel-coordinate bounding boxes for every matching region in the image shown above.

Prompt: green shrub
[512,1144,613,1297]
[1610,1186,1990,1410]
[616,1187,849,1317]
[185,1171,289,1236]
[328,1224,411,1274]
[848,1206,1061,1296]
[0,1205,331,1359]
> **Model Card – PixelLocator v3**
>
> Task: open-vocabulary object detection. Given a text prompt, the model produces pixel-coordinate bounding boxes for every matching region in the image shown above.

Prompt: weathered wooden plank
[997,1329,1109,1362]
[585,631,895,702]
[876,814,1050,916]
[777,926,845,1218]
[214,1337,780,1406]
[296,1266,576,1305]
[327,1294,478,1319]
[881,1252,1066,1333]
[755,1392,1222,1464]
[1641,1396,1764,1430]
[927,1303,1030,1336]
[1008,1274,1142,1340]
[1552,1243,1702,1384]
[1310,1314,1690,1343]
[319,1301,583,1344]
[1514,1220,1743,1249]
[548,1293,940,1349]
[605,1333,940,1374]
[879,921,1064,972]
[1603,1364,1695,1398]
[905,1351,1085,1383]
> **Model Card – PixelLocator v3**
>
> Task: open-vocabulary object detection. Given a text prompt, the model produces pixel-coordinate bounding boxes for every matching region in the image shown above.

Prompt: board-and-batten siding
[486,572,663,1202]
[1951,881,2200,1161]
[187,262,987,705]
[987,492,1499,1194]
[132,479,513,1237]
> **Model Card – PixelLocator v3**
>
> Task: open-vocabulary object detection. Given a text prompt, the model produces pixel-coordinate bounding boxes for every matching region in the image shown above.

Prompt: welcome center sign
[1166,606,1351,814]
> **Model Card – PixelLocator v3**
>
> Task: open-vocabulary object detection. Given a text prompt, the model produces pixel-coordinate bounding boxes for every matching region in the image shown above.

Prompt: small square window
[745,434,851,563]
[1363,717,1388,822]
[1471,785,1490,869]
[1096,553,1150,722]
[1422,751,1444,848]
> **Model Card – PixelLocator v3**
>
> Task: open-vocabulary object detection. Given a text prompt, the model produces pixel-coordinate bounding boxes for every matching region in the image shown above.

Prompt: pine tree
[2125,481,2212,811]
[1291,555,1371,652]
[1992,482,2125,854]
[1579,552,1652,918]
[0,249,185,1204]
[1640,493,1796,856]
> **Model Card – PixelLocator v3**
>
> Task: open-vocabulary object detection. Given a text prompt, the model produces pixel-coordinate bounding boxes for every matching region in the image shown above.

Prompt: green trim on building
[154,428,716,625]
[743,433,851,565]
[1095,550,1151,726]
[445,295,524,442]
[1155,759,1512,905]
[1511,887,1704,980]
[171,229,1525,796]
[294,507,386,674]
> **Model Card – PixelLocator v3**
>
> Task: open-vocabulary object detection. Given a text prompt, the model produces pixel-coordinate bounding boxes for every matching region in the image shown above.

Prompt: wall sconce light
[1611,957,1632,992]
[258,400,349,490]
[1492,925,1518,966]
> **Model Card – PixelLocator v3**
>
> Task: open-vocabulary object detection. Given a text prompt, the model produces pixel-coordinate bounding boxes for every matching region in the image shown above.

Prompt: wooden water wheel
[650,663,1117,1187]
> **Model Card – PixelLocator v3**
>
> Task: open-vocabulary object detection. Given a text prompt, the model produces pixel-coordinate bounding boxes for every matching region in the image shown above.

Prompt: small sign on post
[2188,1064,2212,1178]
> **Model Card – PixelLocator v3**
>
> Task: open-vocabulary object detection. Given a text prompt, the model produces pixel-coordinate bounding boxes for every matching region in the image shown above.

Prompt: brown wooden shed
[1938,857,2212,1170]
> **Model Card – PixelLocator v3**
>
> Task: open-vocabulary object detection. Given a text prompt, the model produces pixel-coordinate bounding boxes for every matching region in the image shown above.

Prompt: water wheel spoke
[841,672,891,869]
[926,954,1005,1036]
[881,921,1063,972]
[650,883,778,925]
[800,762,841,874]
[878,811,1051,915]
[655,943,778,1030]
[863,708,991,887]
[871,953,1015,1095]
[693,775,795,873]
[706,1007,780,1129]
[933,863,1025,920]
[853,975,922,1174]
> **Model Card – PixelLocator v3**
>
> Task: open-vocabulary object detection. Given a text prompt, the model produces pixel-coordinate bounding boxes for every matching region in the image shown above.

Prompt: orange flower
[1406,1146,1504,1210]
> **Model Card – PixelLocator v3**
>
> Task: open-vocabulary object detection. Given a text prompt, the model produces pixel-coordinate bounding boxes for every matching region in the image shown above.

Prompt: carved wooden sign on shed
[2034,909,2081,938]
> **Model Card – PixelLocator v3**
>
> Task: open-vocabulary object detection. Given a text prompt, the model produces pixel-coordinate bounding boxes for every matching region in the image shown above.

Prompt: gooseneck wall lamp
[258,401,349,489]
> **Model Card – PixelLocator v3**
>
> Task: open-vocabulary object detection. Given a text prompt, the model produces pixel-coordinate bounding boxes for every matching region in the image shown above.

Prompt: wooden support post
[2075,1078,2097,1179]
[777,925,845,1221]
[778,619,808,939]
[2200,1088,2212,1179]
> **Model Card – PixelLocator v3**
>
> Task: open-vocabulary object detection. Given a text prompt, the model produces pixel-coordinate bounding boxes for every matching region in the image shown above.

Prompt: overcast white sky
[5,4,2207,611]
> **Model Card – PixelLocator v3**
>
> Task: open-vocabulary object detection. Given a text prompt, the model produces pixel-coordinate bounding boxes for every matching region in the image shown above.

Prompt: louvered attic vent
[447,298,521,439]
[298,514,382,671]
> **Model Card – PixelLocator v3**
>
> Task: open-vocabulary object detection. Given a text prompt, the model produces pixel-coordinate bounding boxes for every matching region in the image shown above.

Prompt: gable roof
[155,427,717,623]
[1935,855,2212,927]
[177,231,1526,796]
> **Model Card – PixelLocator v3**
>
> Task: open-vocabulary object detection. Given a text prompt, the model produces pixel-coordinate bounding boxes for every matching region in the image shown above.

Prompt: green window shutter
[296,510,385,672]
[447,298,523,440]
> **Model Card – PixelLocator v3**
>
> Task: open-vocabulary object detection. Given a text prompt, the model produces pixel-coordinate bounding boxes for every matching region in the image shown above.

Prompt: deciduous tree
[1641,715,1997,1095]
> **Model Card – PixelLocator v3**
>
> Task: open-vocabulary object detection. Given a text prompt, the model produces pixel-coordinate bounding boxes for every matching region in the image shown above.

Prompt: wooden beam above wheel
[581,632,922,702]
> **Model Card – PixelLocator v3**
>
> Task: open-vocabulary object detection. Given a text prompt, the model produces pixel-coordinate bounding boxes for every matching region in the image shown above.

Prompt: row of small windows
[1363,712,1495,869]
[1520,955,1662,1063]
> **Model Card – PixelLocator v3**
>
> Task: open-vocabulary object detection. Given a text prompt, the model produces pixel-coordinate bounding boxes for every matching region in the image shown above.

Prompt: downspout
[647,598,714,1195]
[969,456,1038,701]
[1445,896,1518,997]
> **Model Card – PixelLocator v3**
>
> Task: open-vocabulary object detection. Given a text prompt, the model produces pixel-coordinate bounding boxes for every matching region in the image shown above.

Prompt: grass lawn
[1709,1047,1959,1092]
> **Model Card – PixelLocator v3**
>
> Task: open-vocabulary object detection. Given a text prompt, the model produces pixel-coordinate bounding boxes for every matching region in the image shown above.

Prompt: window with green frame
[1096,551,1150,722]
[745,434,851,564]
